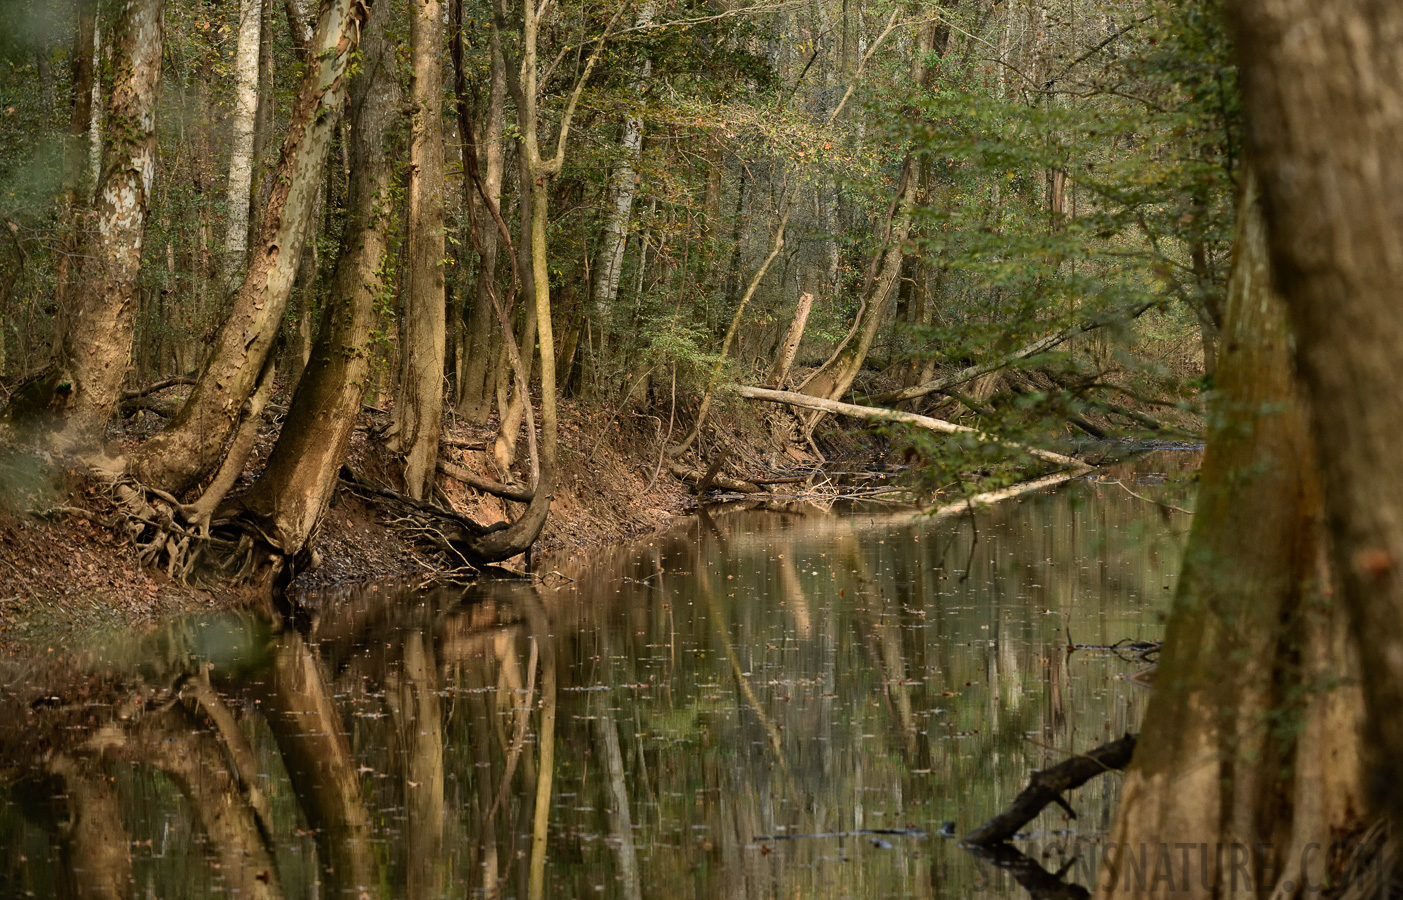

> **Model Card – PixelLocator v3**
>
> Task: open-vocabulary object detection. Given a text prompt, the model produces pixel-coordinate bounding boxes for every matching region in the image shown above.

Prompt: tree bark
[234,0,401,568]
[52,0,164,452]
[591,3,655,347]
[1094,175,1364,899]
[454,0,507,423]
[222,0,262,285]
[129,0,366,494]
[390,0,447,500]
[765,291,814,389]
[1229,0,1403,835]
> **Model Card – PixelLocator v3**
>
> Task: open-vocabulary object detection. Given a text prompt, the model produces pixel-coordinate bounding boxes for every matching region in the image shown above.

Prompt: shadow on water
[0,452,1197,899]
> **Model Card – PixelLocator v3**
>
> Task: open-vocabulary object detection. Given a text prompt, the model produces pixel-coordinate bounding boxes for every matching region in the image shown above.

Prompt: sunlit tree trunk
[129,0,365,493]
[234,0,401,570]
[52,0,164,452]
[390,0,447,500]
[1095,175,1364,899]
[222,0,262,285]
[1230,0,1403,836]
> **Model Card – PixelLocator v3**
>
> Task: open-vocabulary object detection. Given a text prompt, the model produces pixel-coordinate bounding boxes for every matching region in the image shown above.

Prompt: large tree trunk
[454,0,507,424]
[390,0,448,500]
[232,0,401,569]
[1230,0,1403,834]
[222,0,262,285]
[1094,176,1364,899]
[52,0,164,452]
[128,0,366,494]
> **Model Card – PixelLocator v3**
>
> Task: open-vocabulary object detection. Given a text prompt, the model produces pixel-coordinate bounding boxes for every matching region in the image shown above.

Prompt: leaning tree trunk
[1230,0,1403,836]
[795,19,948,420]
[390,0,447,500]
[1094,175,1364,899]
[128,0,365,494]
[51,0,164,452]
[232,0,401,571]
[222,0,262,286]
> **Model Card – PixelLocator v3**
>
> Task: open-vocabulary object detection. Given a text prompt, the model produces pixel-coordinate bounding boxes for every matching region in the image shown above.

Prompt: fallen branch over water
[963,733,1138,846]
[727,385,1091,471]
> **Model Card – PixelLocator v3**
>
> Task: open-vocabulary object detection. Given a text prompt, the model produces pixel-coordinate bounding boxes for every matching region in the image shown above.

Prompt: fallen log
[437,460,533,503]
[667,461,763,494]
[728,385,1092,472]
[963,733,1137,846]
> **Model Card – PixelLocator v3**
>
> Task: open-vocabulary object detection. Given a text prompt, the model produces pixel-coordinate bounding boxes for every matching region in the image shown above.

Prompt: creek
[0,452,1196,899]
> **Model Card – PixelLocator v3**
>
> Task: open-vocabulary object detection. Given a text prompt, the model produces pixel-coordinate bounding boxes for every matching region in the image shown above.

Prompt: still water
[0,455,1194,899]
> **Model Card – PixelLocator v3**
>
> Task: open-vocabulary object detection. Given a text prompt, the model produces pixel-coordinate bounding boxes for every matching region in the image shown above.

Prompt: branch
[729,385,1091,471]
[963,734,1137,846]
[437,460,534,503]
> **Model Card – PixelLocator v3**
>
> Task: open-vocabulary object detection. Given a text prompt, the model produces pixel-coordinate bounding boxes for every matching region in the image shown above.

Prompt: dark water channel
[0,454,1195,899]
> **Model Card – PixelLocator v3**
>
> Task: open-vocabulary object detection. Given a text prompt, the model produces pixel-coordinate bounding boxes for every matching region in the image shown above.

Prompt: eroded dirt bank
[0,398,841,646]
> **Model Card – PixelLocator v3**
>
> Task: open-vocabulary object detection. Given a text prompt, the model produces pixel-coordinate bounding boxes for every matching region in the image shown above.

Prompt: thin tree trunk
[52,0,164,452]
[235,0,401,568]
[1230,0,1403,836]
[222,0,262,286]
[455,3,506,423]
[1095,174,1363,899]
[591,4,655,348]
[795,19,949,425]
[390,0,447,500]
[129,0,366,493]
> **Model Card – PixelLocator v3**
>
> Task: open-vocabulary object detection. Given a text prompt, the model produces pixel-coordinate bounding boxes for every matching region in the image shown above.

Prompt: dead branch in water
[728,384,1092,471]
[963,733,1137,846]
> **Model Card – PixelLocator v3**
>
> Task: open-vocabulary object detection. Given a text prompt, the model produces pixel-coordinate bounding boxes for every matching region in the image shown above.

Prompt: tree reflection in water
[0,454,1194,898]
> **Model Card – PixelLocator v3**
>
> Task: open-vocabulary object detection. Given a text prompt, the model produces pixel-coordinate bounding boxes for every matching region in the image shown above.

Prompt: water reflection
[0,455,1194,899]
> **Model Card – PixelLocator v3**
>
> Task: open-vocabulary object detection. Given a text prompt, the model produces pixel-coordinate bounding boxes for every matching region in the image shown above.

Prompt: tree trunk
[1094,175,1364,899]
[795,19,947,423]
[232,0,400,569]
[1229,0,1403,836]
[454,0,507,423]
[390,0,447,500]
[50,0,98,365]
[590,4,655,349]
[765,291,814,389]
[222,0,262,286]
[129,0,366,494]
[52,0,164,452]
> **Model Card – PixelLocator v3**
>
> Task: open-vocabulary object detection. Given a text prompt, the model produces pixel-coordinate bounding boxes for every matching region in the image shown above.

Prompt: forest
[4,0,1403,897]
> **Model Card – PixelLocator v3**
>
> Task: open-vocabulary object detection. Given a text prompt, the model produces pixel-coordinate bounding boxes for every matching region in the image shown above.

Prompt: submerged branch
[963,733,1137,846]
